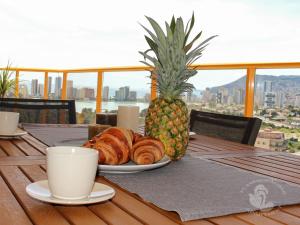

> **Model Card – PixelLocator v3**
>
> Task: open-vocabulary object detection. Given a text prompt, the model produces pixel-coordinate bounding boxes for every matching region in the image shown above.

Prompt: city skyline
[18,74,300,110]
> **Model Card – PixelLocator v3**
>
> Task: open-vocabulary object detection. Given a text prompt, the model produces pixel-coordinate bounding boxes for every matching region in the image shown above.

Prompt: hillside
[210,75,300,93]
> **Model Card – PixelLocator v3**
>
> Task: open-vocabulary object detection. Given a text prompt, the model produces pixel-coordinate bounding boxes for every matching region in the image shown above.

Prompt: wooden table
[1,133,300,225]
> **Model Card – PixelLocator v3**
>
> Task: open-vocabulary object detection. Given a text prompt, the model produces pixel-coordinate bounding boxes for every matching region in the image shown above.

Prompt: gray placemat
[22,123,88,146]
[105,156,300,221]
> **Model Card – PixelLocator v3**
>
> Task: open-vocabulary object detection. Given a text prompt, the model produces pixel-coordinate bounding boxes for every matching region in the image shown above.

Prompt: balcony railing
[2,62,300,117]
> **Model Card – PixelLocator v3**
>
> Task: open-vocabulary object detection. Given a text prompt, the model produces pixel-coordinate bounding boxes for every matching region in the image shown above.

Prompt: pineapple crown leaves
[139,13,217,99]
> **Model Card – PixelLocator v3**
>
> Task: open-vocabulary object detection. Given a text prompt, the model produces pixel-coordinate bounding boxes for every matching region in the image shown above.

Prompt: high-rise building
[38,84,44,97]
[103,86,109,101]
[295,94,300,107]
[263,81,275,108]
[201,88,212,103]
[72,88,78,99]
[216,92,222,104]
[77,87,95,99]
[186,90,192,102]
[19,84,28,98]
[119,87,127,101]
[115,90,120,101]
[31,79,38,96]
[48,77,52,95]
[264,92,276,108]
[264,81,273,92]
[233,88,244,105]
[276,91,286,107]
[54,77,62,98]
[115,86,130,101]
[124,86,130,100]
[85,88,95,99]
[67,80,74,99]
[128,91,137,101]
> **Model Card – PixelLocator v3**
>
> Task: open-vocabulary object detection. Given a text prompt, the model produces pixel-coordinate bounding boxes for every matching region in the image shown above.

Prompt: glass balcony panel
[18,72,45,98]
[66,72,97,124]
[253,68,300,153]
[102,71,151,125]
[186,70,246,116]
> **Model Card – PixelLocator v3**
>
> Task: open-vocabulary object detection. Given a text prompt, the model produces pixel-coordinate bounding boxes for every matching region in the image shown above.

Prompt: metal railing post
[96,71,103,113]
[44,72,49,99]
[150,72,157,101]
[244,67,256,117]
[15,70,19,97]
[61,72,68,100]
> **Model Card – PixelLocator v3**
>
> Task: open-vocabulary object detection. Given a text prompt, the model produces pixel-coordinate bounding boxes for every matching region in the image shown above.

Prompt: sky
[1,0,300,90]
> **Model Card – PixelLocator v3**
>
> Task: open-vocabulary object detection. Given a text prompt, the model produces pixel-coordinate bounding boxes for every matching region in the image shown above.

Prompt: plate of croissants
[83,127,171,174]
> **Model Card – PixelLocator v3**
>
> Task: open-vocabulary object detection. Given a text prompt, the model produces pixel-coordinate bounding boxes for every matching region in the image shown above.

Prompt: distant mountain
[210,75,300,94]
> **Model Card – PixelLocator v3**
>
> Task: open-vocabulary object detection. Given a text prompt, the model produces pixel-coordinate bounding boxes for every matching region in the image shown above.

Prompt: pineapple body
[145,97,189,160]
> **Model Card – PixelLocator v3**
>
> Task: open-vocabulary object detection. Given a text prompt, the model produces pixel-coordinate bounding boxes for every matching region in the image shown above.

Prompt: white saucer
[0,128,27,139]
[26,180,115,205]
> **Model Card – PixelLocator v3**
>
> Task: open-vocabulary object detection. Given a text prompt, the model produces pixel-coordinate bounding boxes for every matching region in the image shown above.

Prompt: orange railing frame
[2,62,300,117]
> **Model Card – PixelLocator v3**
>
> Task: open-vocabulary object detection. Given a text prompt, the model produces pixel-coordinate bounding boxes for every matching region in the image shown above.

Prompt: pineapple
[140,14,217,160]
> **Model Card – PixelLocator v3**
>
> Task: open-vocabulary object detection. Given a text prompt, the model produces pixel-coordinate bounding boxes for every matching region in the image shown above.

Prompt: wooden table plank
[13,139,44,156]
[263,209,300,225]
[0,145,8,156]
[89,202,144,225]
[262,155,300,166]
[56,207,108,225]
[0,156,46,166]
[212,158,300,185]
[0,176,33,225]
[21,134,47,154]
[223,157,300,178]
[235,213,284,225]
[234,156,300,174]
[247,156,300,170]
[183,220,215,225]
[280,205,300,218]
[0,140,26,156]
[0,165,71,225]
[207,215,251,225]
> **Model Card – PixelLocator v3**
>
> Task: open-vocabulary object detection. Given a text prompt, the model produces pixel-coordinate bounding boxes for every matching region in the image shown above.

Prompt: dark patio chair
[189,110,262,146]
[0,98,76,124]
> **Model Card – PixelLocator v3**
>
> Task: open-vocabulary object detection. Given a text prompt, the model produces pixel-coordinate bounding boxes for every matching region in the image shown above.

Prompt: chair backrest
[190,110,262,146]
[0,98,76,124]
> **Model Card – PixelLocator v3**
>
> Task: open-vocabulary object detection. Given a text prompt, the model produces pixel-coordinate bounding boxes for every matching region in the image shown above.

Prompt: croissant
[83,127,133,165]
[131,137,165,165]
[133,132,143,144]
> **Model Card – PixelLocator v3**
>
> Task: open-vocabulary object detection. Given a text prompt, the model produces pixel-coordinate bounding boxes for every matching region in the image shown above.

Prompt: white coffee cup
[46,146,99,200]
[0,111,19,135]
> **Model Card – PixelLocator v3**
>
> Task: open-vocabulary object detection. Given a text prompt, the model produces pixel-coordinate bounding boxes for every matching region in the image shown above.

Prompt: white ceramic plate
[189,131,196,137]
[26,180,115,205]
[0,128,27,139]
[98,155,171,174]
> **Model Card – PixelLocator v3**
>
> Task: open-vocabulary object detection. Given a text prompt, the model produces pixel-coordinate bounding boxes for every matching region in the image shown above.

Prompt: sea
[75,100,149,113]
